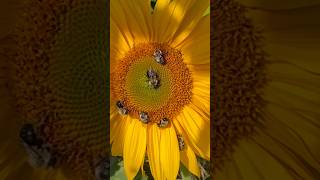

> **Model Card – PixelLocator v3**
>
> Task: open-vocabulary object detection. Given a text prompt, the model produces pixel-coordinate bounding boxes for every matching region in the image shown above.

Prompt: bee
[147,67,158,79]
[19,123,43,147]
[94,156,109,180]
[139,112,149,124]
[20,124,56,168]
[153,49,165,64]
[116,100,128,115]
[157,118,169,128]
[177,135,185,151]
[148,78,160,89]
[146,67,160,89]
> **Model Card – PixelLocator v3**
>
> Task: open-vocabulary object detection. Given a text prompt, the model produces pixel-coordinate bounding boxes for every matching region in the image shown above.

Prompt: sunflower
[110,0,210,179]
[0,0,108,179]
[213,0,320,179]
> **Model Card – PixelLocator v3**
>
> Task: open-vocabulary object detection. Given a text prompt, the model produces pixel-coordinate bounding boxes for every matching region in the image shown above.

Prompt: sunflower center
[111,43,192,124]
[212,0,267,174]
[125,57,172,110]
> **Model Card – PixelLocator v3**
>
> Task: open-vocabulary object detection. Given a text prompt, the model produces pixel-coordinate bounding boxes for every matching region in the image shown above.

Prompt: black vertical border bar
[210,0,215,176]
[105,0,111,177]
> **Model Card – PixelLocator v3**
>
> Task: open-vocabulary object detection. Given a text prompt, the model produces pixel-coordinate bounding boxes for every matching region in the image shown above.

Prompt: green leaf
[110,156,149,180]
[134,170,149,180]
[180,164,196,180]
[110,156,127,180]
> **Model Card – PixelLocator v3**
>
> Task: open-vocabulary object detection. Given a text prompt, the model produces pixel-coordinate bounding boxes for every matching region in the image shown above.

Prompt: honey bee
[19,123,43,146]
[139,112,149,124]
[153,49,165,64]
[148,78,160,89]
[147,67,158,79]
[94,156,109,180]
[20,124,56,168]
[177,135,185,151]
[157,118,169,128]
[146,67,160,89]
[116,100,128,115]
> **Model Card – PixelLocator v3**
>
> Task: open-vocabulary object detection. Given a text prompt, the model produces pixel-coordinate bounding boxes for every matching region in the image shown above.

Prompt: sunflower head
[7,0,109,178]
[111,42,193,125]
[110,0,210,179]
[212,0,267,174]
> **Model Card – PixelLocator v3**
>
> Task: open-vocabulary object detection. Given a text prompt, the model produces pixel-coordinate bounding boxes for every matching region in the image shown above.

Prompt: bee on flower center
[153,49,165,65]
[146,67,160,89]
[139,112,149,124]
[19,123,57,168]
[116,100,129,115]
[146,67,158,79]
[157,118,169,128]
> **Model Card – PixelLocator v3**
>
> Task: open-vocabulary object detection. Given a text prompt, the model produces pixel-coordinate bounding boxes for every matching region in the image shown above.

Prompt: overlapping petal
[147,123,180,180]
[123,118,147,179]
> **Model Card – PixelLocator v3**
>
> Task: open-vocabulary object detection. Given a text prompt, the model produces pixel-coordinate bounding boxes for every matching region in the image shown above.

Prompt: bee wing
[22,142,45,168]
[22,142,53,168]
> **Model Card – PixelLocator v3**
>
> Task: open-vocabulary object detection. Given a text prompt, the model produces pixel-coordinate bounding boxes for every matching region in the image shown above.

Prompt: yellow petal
[151,0,209,43]
[110,19,132,70]
[123,118,147,180]
[181,144,200,178]
[264,81,320,114]
[110,0,152,70]
[239,0,320,10]
[262,103,320,167]
[111,116,129,156]
[267,61,320,94]
[151,0,193,42]
[176,106,210,160]
[174,121,200,177]
[147,123,180,180]
[0,142,27,180]
[245,5,320,73]
[188,64,210,123]
[215,138,294,180]
[4,163,34,180]
[175,15,210,65]
[110,0,151,45]
[170,1,210,47]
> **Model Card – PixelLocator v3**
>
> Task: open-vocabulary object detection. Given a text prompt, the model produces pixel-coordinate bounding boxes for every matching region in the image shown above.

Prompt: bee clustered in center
[111,43,193,127]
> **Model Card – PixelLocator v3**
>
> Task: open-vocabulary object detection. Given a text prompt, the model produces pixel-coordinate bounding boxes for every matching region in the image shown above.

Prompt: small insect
[23,143,56,168]
[147,67,158,79]
[20,124,56,168]
[177,135,185,151]
[94,157,109,180]
[116,100,128,115]
[146,67,160,89]
[153,49,165,64]
[148,78,160,89]
[157,118,169,128]
[139,112,149,124]
[19,123,43,147]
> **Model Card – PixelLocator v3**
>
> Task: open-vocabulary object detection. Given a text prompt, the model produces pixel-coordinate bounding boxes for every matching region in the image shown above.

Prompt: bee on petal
[177,135,185,151]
